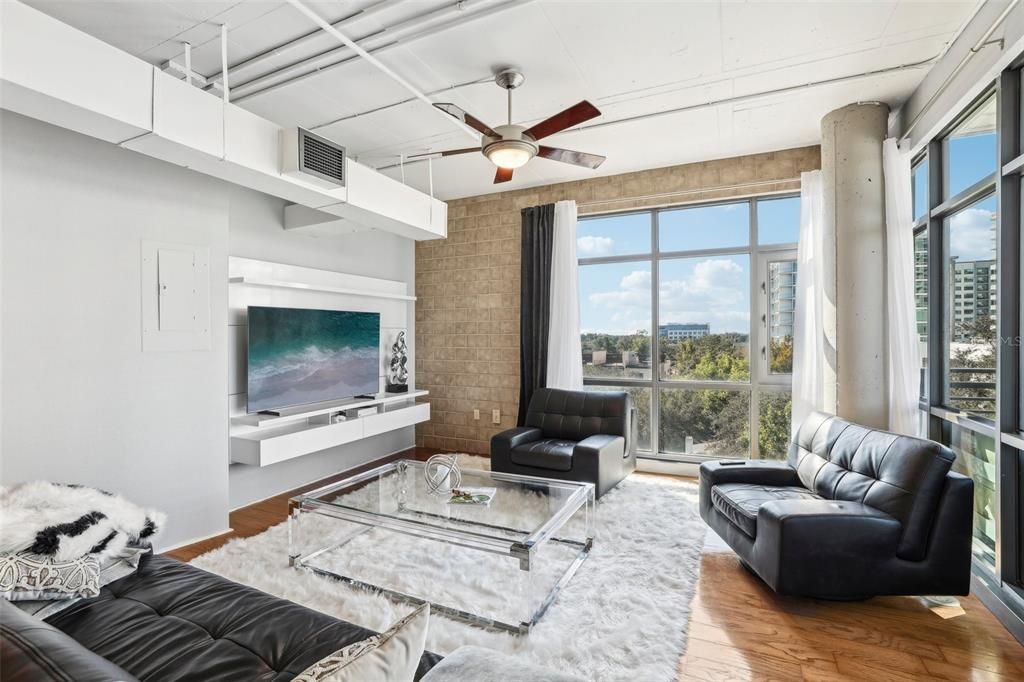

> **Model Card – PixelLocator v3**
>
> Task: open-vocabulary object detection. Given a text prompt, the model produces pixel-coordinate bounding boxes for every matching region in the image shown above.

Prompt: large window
[913,80,1024,616]
[577,196,798,460]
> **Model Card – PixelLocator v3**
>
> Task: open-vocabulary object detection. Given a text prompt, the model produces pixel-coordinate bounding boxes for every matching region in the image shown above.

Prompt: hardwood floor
[166,448,1024,680]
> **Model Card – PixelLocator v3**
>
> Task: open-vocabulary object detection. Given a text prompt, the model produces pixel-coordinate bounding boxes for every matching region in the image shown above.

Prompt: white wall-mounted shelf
[231,391,428,467]
[232,390,429,430]
[229,276,416,302]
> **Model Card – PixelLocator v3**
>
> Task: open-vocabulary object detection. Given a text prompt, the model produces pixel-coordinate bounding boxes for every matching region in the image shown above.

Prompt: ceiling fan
[415,70,606,184]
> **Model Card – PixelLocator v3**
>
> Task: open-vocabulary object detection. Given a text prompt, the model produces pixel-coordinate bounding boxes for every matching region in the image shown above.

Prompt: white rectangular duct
[0,1,446,241]
[0,0,152,144]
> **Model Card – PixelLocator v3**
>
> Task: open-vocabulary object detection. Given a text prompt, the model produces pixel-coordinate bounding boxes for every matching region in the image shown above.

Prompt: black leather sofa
[491,388,636,498]
[699,411,974,599]
[2,553,441,681]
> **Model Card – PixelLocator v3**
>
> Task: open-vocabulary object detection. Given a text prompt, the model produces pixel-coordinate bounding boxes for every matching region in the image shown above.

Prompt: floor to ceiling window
[577,195,798,461]
[913,72,1023,622]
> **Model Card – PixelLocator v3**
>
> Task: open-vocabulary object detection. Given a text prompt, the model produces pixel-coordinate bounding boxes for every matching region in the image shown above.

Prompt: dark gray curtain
[518,203,555,425]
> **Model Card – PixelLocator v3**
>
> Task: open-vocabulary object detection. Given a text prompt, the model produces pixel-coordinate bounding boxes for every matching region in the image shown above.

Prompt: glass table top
[293,459,593,547]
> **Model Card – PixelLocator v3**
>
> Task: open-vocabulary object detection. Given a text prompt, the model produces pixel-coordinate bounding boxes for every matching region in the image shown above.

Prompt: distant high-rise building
[950,259,997,341]
[947,209,996,343]
[916,209,998,343]
[658,323,709,340]
[914,233,928,341]
[768,261,796,339]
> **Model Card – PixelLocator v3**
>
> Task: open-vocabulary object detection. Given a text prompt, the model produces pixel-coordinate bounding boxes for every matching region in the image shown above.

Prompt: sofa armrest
[490,427,542,461]
[1,600,140,682]
[700,460,801,487]
[574,434,625,460]
[747,500,903,597]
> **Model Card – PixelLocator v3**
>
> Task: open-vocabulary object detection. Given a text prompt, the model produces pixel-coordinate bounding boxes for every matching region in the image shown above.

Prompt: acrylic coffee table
[288,459,594,633]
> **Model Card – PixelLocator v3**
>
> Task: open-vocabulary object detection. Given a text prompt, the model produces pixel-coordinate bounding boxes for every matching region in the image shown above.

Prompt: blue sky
[580,105,996,338]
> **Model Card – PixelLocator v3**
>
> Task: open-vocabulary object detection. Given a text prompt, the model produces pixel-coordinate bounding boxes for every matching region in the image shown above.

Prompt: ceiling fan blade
[524,100,601,141]
[434,103,497,137]
[537,145,606,169]
[494,167,514,183]
[405,147,480,161]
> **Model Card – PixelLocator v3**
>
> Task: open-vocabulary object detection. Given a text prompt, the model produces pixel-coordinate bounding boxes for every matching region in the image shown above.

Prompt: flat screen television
[246,306,380,413]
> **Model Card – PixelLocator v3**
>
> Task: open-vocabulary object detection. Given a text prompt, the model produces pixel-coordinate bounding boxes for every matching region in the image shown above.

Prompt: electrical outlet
[492,409,501,424]
[473,409,480,421]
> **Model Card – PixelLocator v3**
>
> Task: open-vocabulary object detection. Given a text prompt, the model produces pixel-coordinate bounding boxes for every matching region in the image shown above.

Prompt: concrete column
[820,102,890,429]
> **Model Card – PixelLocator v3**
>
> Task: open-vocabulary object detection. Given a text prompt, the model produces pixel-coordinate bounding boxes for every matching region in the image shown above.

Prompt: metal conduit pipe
[370,55,940,172]
[202,0,399,91]
[233,0,535,103]
[285,0,479,140]
[228,0,507,99]
[309,75,494,131]
[899,0,1021,142]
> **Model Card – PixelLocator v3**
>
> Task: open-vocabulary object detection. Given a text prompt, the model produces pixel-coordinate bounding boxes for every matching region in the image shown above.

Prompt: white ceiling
[27,0,979,200]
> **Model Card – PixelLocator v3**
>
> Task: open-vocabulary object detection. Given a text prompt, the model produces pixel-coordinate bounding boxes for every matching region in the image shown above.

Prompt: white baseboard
[157,527,233,554]
[637,458,700,478]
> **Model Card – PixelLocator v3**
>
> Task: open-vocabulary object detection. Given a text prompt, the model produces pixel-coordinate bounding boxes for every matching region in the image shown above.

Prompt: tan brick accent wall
[415,145,821,454]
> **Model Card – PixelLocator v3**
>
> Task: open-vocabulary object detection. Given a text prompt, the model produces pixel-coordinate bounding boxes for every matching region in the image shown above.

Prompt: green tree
[759,394,792,460]
[769,336,793,374]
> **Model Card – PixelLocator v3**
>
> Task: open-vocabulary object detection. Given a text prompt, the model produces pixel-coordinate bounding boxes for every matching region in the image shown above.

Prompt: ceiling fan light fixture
[484,139,535,169]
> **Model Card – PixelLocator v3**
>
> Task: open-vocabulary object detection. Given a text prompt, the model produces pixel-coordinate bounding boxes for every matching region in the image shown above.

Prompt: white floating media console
[230,392,429,468]
[228,256,426,468]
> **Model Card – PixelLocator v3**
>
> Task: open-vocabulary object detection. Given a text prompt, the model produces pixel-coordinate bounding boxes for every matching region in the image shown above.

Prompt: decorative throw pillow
[294,603,430,682]
[0,482,165,563]
[0,551,101,601]
[12,546,150,619]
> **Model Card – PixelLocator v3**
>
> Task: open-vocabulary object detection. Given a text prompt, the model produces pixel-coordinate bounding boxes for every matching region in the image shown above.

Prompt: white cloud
[621,270,652,289]
[584,259,749,334]
[588,269,650,310]
[950,208,996,262]
[577,235,615,257]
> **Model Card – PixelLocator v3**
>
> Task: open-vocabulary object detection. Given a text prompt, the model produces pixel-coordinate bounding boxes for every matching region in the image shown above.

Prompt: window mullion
[651,209,661,457]
[750,199,761,459]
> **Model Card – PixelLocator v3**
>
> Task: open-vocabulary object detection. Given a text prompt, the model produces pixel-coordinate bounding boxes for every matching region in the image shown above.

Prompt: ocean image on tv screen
[247,307,380,412]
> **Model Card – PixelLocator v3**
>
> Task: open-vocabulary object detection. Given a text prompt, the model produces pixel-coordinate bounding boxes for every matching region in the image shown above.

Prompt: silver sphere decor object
[424,454,462,495]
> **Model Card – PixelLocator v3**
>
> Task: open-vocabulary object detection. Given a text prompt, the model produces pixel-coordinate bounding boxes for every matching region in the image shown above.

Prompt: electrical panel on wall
[141,241,211,351]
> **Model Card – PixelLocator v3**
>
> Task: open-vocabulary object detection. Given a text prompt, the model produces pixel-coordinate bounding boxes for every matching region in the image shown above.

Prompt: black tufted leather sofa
[699,411,974,599]
[3,553,441,681]
[490,388,636,498]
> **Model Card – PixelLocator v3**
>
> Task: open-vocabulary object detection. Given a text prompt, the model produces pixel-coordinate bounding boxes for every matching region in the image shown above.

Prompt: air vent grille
[298,129,345,186]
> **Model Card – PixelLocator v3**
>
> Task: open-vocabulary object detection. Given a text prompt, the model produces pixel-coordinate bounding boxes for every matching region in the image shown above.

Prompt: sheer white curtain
[792,170,828,433]
[883,138,921,435]
[547,199,583,389]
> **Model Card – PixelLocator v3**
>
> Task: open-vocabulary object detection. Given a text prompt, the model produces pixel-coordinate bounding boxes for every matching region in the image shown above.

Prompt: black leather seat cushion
[44,553,441,681]
[510,438,575,471]
[711,483,822,538]
[1,599,139,682]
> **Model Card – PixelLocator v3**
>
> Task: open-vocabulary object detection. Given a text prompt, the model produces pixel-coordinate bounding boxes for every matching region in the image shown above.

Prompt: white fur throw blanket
[0,482,165,562]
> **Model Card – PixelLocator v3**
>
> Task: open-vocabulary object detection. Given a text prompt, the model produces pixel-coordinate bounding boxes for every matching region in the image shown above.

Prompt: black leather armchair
[699,411,974,599]
[491,388,636,498]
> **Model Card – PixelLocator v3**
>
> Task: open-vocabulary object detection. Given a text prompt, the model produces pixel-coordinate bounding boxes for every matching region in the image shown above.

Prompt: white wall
[0,110,419,544]
[226,192,417,509]
[0,112,230,548]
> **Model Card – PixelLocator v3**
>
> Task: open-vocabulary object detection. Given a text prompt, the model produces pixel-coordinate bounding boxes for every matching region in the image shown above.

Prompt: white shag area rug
[192,456,704,681]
